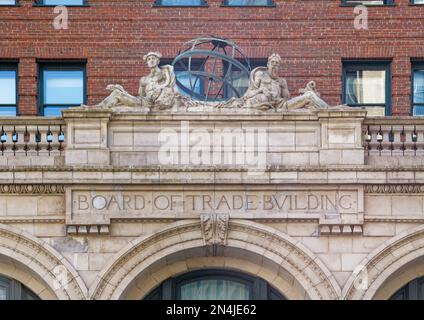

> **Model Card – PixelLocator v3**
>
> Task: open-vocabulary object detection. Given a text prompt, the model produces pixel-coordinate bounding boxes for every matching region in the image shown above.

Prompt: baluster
[412,126,418,156]
[388,126,394,155]
[364,125,372,156]
[377,126,383,155]
[58,125,65,153]
[0,126,7,156]
[11,126,18,156]
[47,126,53,156]
[35,126,41,156]
[23,126,30,156]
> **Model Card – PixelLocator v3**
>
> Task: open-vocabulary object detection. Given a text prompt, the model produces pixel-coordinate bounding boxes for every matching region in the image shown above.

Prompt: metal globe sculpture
[172,37,251,102]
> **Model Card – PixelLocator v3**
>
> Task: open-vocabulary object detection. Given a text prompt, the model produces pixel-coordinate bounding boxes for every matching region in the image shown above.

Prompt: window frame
[153,0,208,7]
[161,58,206,100]
[410,0,424,4]
[0,0,18,6]
[38,61,87,117]
[341,0,395,6]
[390,276,424,300]
[0,61,18,116]
[221,0,275,7]
[144,269,286,300]
[222,58,266,100]
[0,275,39,300]
[411,61,424,116]
[342,60,392,115]
[33,0,88,7]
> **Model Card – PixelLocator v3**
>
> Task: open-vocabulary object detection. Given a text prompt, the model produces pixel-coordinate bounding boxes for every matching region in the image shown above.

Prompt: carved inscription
[70,189,359,221]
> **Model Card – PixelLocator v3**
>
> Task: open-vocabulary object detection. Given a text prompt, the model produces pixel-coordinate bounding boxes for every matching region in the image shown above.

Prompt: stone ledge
[2,164,424,172]
[0,167,424,185]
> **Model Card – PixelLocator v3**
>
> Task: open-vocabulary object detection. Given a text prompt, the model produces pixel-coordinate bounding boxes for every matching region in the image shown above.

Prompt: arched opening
[90,220,340,300]
[343,224,424,300]
[390,276,424,300]
[144,269,286,300]
[0,223,88,300]
[0,274,40,300]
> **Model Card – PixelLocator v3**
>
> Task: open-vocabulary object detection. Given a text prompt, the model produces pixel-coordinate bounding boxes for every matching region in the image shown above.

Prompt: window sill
[32,4,89,7]
[0,5,20,7]
[339,3,396,7]
[220,4,276,7]
[152,4,209,7]
[409,3,424,6]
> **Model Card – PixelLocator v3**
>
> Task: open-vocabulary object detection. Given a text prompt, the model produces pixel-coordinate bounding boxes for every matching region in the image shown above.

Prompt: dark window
[161,58,205,99]
[0,0,17,5]
[155,0,206,6]
[412,62,424,116]
[38,62,86,116]
[144,269,286,300]
[342,61,391,116]
[223,58,266,99]
[0,62,18,116]
[0,275,40,300]
[390,276,424,300]
[35,0,86,5]
[223,0,274,6]
[341,0,394,5]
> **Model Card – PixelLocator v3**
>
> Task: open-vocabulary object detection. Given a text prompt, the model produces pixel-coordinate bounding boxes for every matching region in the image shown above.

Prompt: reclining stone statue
[95,51,177,110]
[220,53,329,111]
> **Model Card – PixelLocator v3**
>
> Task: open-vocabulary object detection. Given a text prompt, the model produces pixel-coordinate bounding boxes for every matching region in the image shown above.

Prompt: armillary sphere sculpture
[172,36,251,102]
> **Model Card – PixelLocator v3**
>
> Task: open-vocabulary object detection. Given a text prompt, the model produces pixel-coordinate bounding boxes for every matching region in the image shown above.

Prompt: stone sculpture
[90,50,335,113]
[95,52,177,110]
[219,53,329,111]
[236,53,291,110]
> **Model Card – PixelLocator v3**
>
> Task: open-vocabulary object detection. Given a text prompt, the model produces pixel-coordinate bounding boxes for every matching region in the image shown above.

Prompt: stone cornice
[4,165,424,172]
[1,167,424,185]
[0,217,64,223]
[364,216,424,223]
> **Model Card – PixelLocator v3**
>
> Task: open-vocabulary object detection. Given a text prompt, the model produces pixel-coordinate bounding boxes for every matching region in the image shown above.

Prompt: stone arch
[343,224,424,300]
[90,219,341,300]
[0,223,87,300]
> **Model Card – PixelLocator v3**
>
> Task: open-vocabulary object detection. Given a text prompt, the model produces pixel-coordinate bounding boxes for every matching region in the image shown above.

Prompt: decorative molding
[364,184,424,194]
[0,184,65,194]
[0,217,64,224]
[365,216,424,223]
[66,225,109,235]
[200,213,229,246]
[319,224,363,236]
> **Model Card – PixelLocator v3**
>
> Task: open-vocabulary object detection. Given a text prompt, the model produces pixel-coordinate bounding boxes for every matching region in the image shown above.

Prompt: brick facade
[1,0,424,115]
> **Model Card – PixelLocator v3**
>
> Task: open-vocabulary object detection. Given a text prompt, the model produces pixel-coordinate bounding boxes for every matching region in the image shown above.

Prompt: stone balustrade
[0,117,66,167]
[363,117,424,166]
[6,109,424,169]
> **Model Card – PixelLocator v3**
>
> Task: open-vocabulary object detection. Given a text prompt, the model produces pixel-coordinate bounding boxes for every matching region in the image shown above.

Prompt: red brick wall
[1,0,423,115]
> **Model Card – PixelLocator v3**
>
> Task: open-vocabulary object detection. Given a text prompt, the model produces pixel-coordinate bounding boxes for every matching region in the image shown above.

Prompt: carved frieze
[0,184,65,194]
[365,184,424,194]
